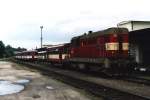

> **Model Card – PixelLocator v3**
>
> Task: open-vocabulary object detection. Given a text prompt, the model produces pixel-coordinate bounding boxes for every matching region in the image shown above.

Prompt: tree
[5,45,14,57]
[0,40,27,58]
[0,41,5,58]
[5,46,27,57]
[15,47,27,52]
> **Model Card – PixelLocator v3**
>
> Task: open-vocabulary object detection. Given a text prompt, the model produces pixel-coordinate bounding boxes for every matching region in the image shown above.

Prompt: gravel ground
[52,68,150,99]
[0,61,101,100]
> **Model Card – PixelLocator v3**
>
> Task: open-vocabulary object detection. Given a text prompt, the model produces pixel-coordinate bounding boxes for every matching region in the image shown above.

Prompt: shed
[118,21,150,65]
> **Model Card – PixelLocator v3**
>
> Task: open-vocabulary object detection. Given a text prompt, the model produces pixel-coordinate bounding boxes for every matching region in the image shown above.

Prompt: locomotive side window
[105,34,119,51]
[105,43,119,50]
[80,40,87,47]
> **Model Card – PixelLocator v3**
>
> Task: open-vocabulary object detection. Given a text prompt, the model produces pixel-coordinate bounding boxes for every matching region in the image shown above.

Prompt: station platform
[0,61,96,100]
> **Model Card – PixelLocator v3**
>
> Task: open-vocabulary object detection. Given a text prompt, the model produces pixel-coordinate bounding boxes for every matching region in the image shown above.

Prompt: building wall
[118,21,150,64]
[133,22,150,31]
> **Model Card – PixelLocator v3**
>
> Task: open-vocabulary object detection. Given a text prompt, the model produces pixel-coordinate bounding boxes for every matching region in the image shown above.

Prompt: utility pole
[40,26,43,48]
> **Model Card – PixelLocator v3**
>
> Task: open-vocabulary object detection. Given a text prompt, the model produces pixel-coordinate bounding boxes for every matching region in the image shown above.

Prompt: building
[118,21,150,65]
[117,21,150,31]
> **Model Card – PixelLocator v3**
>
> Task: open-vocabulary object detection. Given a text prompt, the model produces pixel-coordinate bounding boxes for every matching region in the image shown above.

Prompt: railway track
[12,60,150,100]
[121,75,150,86]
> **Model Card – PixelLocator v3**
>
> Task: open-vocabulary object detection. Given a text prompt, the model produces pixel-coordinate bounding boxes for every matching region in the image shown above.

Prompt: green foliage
[0,40,27,58]
[0,41,5,58]
[5,45,14,57]
[14,47,27,52]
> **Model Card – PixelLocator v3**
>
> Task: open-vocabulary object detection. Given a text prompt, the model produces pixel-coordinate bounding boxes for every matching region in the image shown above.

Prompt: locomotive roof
[72,27,128,40]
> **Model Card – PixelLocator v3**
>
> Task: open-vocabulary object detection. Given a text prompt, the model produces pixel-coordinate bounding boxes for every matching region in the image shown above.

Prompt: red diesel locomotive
[15,27,134,75]
[67,27,132,74]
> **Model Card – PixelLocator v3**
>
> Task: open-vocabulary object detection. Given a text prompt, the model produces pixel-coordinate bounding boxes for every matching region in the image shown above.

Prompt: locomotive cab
[105,28,129,58]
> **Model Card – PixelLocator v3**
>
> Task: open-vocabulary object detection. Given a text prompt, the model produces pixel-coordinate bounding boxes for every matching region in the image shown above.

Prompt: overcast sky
[0,0,150,49]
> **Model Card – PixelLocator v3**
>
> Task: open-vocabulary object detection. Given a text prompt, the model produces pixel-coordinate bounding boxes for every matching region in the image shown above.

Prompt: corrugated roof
[118,20,150,25]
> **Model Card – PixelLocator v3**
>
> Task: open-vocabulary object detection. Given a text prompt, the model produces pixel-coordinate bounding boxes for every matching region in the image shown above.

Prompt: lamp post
[40,26,43,48]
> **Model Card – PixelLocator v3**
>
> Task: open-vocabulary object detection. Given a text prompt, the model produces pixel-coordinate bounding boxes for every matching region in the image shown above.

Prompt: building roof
[118,20,150,26]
